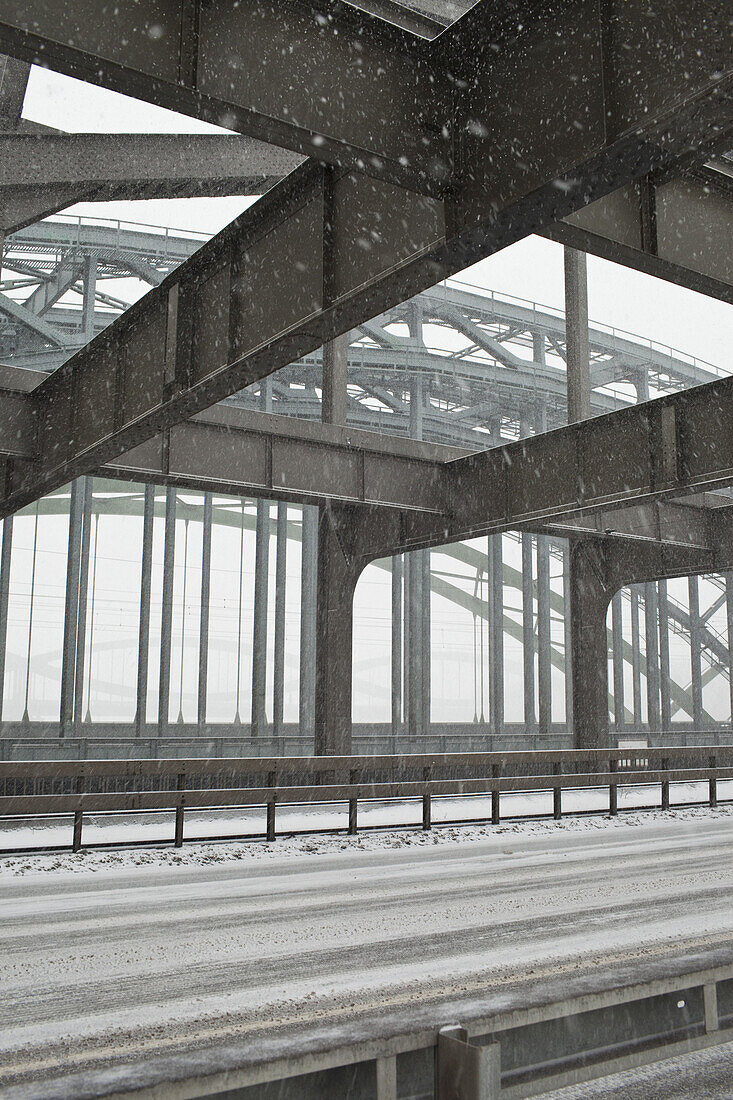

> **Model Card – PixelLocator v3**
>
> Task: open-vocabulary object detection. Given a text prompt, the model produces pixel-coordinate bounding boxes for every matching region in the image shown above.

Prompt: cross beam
[0,133,302,234]
[0,0,448,194]
[0,363,730,559]
[546,167,733,306]
[0,0,729,517]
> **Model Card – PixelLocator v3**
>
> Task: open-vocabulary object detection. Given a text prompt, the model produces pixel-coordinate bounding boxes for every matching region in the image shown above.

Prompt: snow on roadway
[2,803,733,1095]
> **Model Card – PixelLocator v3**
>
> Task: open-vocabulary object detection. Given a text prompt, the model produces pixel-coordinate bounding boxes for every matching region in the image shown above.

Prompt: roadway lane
[2,812,733,1095]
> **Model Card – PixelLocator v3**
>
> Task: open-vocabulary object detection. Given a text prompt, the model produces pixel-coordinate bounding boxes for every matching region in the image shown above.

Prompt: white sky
[22,65,733,370]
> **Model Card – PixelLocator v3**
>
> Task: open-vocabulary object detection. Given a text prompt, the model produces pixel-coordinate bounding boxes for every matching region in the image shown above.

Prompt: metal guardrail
[80,958,733,1098]
[0,747,730,853]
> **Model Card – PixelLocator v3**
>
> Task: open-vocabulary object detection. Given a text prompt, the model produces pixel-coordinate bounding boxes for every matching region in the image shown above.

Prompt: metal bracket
[436,1025,500,1100]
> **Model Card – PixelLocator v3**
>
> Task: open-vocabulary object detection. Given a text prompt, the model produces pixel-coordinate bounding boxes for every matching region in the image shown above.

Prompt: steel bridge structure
[0,217,731,753]
[0,0,728,762]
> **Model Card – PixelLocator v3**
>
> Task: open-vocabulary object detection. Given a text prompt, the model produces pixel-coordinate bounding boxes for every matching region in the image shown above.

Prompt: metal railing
[66,957,733,1098]
[1,746,730,853]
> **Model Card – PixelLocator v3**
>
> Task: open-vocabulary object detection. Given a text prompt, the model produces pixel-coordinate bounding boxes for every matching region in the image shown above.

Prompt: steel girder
[0,0,448,194]
[547,167,733,306]
[0,0,728,193]
[0,133,302,235]
[0,0,729,517]
[0,359,729,571]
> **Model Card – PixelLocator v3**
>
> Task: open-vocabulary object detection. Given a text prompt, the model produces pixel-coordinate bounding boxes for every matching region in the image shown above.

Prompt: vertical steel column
[135,484,155,737]
[82,254,98,342]
[488,535,504,734]
[0,513,13,725]
[521,533,536,732]
[537,535,552,737]
[630,587,642,729]
[611,592,625,732]
[726,573,733,730]
[406,551,422,736]
[60,479,84,738]
[688,575,704,730]
[233,499,246,725]
[273,502,288,740]
[405,376,424,737]
[421,547,431,733]
[321,334,349,425]
[569,540,611,749]
[299,505,318,740]
[391,554,403,742]
[73,477,93,734]
[21,504,39,725]
[658,578,672,732]
[563,542,574,735]
[718,572,733,728]
[645,582,661,734]
[314,506,360,755]
[251,499,270,738]
[564,246,593,745]
[158,486,176,737]
[197,491,212,733]
[532,331,546,368]
[564,247,591,424]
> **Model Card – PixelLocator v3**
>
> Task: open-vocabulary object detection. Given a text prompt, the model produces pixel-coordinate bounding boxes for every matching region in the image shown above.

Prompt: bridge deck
[2,809,733,1096]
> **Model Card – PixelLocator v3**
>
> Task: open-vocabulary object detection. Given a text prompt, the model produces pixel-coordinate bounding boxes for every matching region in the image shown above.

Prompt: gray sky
[23,65,733,372]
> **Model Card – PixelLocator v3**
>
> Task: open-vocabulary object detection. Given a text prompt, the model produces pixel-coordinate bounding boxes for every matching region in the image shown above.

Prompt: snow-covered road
[2,807,733,1096]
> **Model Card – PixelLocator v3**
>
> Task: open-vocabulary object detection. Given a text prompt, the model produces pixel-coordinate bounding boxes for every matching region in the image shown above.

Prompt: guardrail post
[267,799,276,842]
[72,809,83,852]
[348,768,359,835]
[376,1054,397,1100]
[609,757,618,816]
[661,757,670,811]
[553,763,562,820]
[491,763,500,825]
[72,775,84,852]
[174,772,185,847]
[436,1026,500,1098]
[423,765,432,830]
[709,756,717,808]
[704,982,719,1033]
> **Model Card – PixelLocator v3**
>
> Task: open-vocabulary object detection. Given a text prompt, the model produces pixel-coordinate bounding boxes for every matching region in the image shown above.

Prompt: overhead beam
[0,0,729,516]
[438,379,733,547]
[0,133,302,234]
[0,0,449,194]
[546,170,733,305]
[0,360,730,566]
[107,405,457,514]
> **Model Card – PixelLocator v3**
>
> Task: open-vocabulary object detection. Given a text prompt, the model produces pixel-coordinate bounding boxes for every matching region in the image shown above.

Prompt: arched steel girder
[1,219,725,416]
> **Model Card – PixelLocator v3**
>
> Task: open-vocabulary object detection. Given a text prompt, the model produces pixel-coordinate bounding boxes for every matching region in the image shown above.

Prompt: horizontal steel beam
[0,370,464,510]
[0,0,448,193]
[2,745,730,781]
[435,379,733,546]
[546,170,733,305]
[108,405,461,513]
[0,133,303,233]
[0,0,728,517]
[0,362,730,560]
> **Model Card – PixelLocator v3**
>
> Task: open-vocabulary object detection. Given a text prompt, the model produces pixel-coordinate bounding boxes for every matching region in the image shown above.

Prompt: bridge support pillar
[568,539,611,750]
[314,505,362,756]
